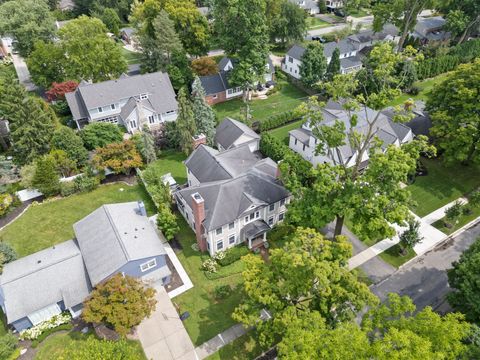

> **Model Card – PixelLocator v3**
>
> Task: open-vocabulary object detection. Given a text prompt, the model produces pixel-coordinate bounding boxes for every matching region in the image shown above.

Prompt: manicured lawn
[173,215,246,346]
[432,206,480,235]
[306,17,330,29]
[0,183,155,257]
[119,44,142,65]
[268,119,303,145]
[213,81,307,123]
[378,244,416,268]
[146,150,188,184]
[348,8,369,17]
[205,330,269,360]
[35,331,146,360]
[408,158,480,217]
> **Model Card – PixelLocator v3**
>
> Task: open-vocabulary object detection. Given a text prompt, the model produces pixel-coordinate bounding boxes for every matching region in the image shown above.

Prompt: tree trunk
[334,215,345,237]
[458,16,479,45]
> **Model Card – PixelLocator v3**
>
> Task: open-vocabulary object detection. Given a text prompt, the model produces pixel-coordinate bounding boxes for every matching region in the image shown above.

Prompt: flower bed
[19,313,71,341]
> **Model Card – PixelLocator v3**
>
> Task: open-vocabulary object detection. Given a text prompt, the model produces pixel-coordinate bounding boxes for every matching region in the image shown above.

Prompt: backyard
[119,44,142,65]
[213,81,307,123]
[146,150,188,185]
[306,17,330,29]
[268,119,303,145]
[0,183,155,257]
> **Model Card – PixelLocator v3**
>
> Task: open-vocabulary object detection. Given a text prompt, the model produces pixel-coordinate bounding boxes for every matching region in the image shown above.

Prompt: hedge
[259,110,300,132]
[30,323,74,348]
[217,245,250,267]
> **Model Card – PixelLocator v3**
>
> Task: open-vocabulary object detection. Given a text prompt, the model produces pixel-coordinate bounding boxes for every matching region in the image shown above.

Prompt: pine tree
[176,87,197,155]
[191,76,216,145]
[135,125,157,164]
[32,155,60,197]
[326,48,341,81]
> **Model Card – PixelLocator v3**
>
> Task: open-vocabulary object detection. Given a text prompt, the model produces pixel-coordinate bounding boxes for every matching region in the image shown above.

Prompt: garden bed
[432,206,480,235]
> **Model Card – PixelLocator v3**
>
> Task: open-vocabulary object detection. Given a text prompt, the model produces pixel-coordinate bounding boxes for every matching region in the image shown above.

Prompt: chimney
[138,201,147,217]
[191,193,207,252]
[192,134,207,150]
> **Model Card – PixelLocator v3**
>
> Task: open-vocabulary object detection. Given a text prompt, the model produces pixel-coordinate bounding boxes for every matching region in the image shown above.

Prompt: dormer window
[97,107,103,113]
[111,104,116,110]
[140,93,148,100]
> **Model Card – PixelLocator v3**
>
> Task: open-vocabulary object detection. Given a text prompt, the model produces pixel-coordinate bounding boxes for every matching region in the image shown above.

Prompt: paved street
[371,222,480,312]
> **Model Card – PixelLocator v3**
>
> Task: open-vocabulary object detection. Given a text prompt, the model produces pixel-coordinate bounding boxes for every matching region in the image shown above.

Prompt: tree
[51,126,89,167]
[133,125,157,164]
[48,149,77,177]
[27,41,66,89]
[82,273,157,336]
[0,0,55,57]
[233,227,378,346]
[399,219,423,253]
[191,57,218,76]
[428,59,480,165]
[299,42,327,88]
[63,337,140,359]
[46,81,79,102]
[191,77,216,145]
[438,0,480,44]
[93,7,121,35]
[0,242,17,264]
[318,0,327,13]
[373,0,433,51]
[93,140,143,174]
[0,333,18,360]
[176,87,197,155]
[74,0,134,22]
[325,48,341,81]
[80,122,123,150]
[156,204,179,241]
[444,201,463,227]
[32,155,60,197]
[167,49,194,91]
[269,0,307,46]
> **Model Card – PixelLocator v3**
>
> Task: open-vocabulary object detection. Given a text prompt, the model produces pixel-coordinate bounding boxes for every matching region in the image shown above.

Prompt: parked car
[312,36,327,43]
[334,9,346,17]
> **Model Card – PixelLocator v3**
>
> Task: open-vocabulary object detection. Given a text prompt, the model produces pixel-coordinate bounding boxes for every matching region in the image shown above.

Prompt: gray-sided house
[199,57,275,105]
[175,140,290,256]
[0,202,171,332]
[215,118,260,152]
[65,72,178,134]
[288,99,413,168]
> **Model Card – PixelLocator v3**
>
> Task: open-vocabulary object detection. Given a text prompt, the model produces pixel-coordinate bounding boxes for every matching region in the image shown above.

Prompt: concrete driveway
[137,287,197,360]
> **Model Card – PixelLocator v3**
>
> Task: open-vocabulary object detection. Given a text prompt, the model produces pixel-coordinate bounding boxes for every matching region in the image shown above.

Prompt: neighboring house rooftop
[73,202,167,286]
[286,39,358,62]
[412,16,449,41]
[120,27,135,37]
[215,118,260,150]
[348,24,399,44]
[0,240,91,324]
[286,44,306,60]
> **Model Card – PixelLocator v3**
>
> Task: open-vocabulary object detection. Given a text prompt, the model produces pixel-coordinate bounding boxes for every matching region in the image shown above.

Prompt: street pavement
[371,221,480,312]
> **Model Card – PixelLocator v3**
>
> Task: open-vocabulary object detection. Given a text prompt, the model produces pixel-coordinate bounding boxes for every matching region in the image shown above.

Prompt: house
[175,138,290,256]
[288,100,413,167]
[65,72,178,133]
[411,16,450,44]
[347,24,399,52]
[199,57,275,105]
[289,0,319,15]
[282,39,362,79]
[215,118,260,152]
[326,0,343,10]
[0,202,171,332]
[120,27,136,45]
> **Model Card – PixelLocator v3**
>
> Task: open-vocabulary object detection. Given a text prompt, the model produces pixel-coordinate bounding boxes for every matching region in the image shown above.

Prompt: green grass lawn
[268,119,303,145]
[348,8,369,17]
[306,17,330,29]
[0,183,155,257]
[146,150,188,184]
[408,158,480,217]
[213,82,307,123]
[173,215,246,346]
[432,206,480,235]
[205,330,269,360]
[119,44,142,65]
[34,331,146,360]
[378,244,416,268]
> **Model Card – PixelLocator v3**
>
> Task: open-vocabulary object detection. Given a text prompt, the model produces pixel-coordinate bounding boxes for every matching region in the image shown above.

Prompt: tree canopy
[268,0,307,46]
[51,126,89,168]
[438,0,480,44]
[80,122,123,150]
[93,140,143,174]
[191,76,216,145]
[299,42,327,88]
[176,87,197,155]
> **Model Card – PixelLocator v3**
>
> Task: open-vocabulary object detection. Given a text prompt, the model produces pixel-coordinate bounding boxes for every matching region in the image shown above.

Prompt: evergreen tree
[191,76,216,145]
[51,126,89,167]
[318,0,327,13]
[134,125,157,164]
[299,42,327,88]
[176,87,197,155]
[32,155,60,197]
[326,48,341,81]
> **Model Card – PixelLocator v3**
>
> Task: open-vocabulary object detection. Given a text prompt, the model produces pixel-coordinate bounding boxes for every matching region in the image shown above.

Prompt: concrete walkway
[421,197,468,225]
[194,324,249,359]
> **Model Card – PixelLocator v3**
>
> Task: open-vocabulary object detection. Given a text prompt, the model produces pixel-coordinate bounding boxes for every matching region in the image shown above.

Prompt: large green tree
[80,122,123,150]
[0,0,55,57]
[32,155,61,197]
[299,42,327,89]
[373,0,433,51]
[133,125,157,164]
[74,0,134,22]
[428,59,480,165]
[191,76,216,145]
[325,47,341,81]
[233,227,377,346]
[269,0,307,46]
[438,0,480,44]
[51,126,89,168]
[176,87,197,155]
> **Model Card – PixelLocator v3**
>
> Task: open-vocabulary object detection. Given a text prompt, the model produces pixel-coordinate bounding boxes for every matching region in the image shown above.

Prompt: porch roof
[243,220,271,240]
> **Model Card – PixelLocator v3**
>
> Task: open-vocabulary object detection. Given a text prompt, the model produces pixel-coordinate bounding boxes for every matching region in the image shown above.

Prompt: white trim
[140,258,157,272]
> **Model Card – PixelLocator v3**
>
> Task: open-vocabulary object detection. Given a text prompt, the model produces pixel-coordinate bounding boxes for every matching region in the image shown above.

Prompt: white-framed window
[98,116,118,124]
[268,216,274,226]
[140,258,157,272]
[295,138,298,145]
[140,93,148,100]
[269,204,275,211]
[280,199,286,207]
[288,56,293,63]
[216,227,223,235]
[207,242,210,250]
[244,216,249,223]
[110,104,116,110]
[229,234,235,244]
[97,107,103,113]
[148,115,155,124]
[130,120,137,129]
[278,212,285,221]
[212,94,218,99]
[229,222,235,230]
[245,211,260,224]
[217,240,223,250]
[166,110,176,114]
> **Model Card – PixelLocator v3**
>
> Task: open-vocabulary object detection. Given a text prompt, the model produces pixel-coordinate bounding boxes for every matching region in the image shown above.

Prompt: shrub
[80,122,123,150]
[0,333,17,360]
[20,313,71,340]
[445,201,463,226]
[0,194,14,217]
[202,258,217,273]
[0,242,17,264]
[73,175,99,193]
[407,86,420,95]
[30,323,73,348]
[60,180,76,196]
[214,285,232,300]
[259,110,300,132]
[216,246,249,267]
[156,204,179,241]
[212,250,226,262]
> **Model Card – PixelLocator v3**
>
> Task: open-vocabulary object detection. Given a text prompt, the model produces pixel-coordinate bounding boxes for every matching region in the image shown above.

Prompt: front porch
[243,220,270,251]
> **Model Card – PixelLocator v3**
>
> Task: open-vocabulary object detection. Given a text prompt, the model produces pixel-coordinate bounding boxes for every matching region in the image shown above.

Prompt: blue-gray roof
[215,118,260,150]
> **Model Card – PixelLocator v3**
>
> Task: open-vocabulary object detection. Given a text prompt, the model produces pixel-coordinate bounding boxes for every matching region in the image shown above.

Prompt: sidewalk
[194,324,249,359]
[421,197,467,225]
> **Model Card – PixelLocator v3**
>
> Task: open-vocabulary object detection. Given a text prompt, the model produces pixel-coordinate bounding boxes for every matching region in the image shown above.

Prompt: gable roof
[348,24,399,44]
[73,202,167,286]
[286,39,358,62]
[0,240,91,323]
[286,44,306,60]
[215,118,260,150]
[199,72,229,95]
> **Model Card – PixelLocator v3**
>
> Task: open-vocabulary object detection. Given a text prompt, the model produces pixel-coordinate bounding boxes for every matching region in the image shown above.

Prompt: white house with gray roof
[65,71,178,134]
[289,0,319,14]
[215,118,260,152]
[288,100,413,168]
[175,133,290,255]
[0,202,171,332]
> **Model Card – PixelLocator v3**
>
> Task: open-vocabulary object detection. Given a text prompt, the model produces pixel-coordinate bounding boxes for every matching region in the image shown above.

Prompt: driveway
[371,221,480,312]
[11,54,37,92]
[137,287,197,360]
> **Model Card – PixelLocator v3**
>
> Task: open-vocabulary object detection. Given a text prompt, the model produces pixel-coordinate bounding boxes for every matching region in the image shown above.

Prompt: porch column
[248,237,252,249]
[263,233,266,242]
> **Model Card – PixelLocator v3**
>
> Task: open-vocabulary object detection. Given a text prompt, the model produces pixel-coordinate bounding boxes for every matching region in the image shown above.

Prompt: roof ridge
[103,205,130,262]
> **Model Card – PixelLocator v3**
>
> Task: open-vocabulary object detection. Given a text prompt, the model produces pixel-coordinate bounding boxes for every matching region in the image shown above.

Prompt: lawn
[205,330,269,360]
[213,81,307,123]
[34,331,146,360]
[408,158,480,217]
[172,215,246,346]
[0,183,155,257]
[268,119,303,145]
[378,244,416,268]
[348,8,369,17]
[432,206,480,235]
[146,150,188,185]
[119,44,142,65]
[306,17,330,29]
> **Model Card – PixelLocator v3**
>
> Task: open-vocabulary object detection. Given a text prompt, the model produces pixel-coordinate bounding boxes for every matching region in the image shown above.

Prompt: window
[278,213,285,221]
[249,213,255,221]
[212,94,218,99]
[244,216,249,223]
[229,234,235,244]
[98,116,118,124]
[269,204,275,211]
[280,199,286,206]
[140,93,148,100]
[207,242,210,250]
[216,227,223,235]
[255,211,260,218]
[97,107,103,113]
[110,104,116,110]
[268,216,274,226]
[217,240,223,250]
[148,115,155,124]
[294,138,297,145]
[294,70,297,74]
[303,144,306,151]
[140,258,157,272]
[229,222,235,230]
[288,56,293,63]
[130,120,137,129]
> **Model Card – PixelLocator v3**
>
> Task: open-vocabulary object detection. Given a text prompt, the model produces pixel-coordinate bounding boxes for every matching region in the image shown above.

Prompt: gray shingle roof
[0,240,91,323]
[286,44,306,60]
[323,39,358,58]
[218,57,232,71]
[340,55,362,69]
[73,202,167,286]
[199,72,228,95]
[348,24,399,44]
[215,118,260,150]
[289,128,311,145]
[414,16,446,37]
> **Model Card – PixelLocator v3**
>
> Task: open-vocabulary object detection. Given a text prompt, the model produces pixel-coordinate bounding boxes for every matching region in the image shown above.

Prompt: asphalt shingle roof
[215,118,260,150]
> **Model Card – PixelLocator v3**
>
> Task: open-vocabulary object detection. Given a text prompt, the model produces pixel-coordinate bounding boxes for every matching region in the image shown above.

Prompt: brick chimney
[192,134,207,150]
[191,192,207,252]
